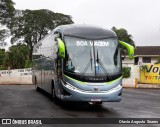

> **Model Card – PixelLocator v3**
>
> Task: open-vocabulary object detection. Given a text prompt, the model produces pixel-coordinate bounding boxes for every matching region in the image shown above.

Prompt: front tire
[52,82,61,105]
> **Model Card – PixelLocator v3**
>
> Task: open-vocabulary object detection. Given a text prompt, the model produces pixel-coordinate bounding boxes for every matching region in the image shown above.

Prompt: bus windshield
[64,36,121,76]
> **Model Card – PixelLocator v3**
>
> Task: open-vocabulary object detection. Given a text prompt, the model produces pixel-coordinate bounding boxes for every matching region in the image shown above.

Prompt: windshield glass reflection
[64,36,121,76]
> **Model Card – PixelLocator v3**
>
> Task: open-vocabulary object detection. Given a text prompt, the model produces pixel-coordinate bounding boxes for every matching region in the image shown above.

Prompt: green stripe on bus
[64,74,86,85]
[105,76,122,84]
[64,74,122,85]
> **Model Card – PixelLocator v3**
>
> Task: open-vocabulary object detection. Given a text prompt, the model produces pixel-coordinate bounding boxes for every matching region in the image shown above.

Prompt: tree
[122,66,131,78]
[0,28,8,43]
[112,27,135,47]
[0,0,15,43]
[112,27,135,57]
[10,9,74,61]
[0,48,6,69]
[0,0,15,25]
[3,44,29,69]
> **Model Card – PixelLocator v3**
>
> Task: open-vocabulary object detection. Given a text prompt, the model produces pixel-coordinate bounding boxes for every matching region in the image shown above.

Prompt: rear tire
[34,76,39,91]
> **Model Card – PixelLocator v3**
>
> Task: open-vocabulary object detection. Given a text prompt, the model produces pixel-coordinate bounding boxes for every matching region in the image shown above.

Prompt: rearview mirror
[57,38,65,58]
[119,41,134,59]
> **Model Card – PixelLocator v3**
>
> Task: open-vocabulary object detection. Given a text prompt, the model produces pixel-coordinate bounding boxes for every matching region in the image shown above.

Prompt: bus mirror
[119,41,134,59]
[57,38,65,58]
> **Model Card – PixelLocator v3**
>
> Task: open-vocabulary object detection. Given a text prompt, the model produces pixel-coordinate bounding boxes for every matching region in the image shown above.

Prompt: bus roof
[54,24,117,40]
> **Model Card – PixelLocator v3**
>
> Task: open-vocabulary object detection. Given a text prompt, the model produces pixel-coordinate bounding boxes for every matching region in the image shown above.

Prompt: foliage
[0,48,5,64]
[0,28,9,42]
[112,27,135,47]
[139,65,148,71]
[0,0,15,25]
[122,66,131,78]
[10,9,74,60]
[112,27,135,57]
[0,48,6,69]
[0,64,6,70]
[0,0,15,42]
[25,60,32,68]
[0,1,73,69]
[155,56,160,64]
[2,44,29,69]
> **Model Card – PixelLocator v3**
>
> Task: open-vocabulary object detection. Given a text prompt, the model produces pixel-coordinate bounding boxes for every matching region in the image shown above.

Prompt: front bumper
[58,81,122,102]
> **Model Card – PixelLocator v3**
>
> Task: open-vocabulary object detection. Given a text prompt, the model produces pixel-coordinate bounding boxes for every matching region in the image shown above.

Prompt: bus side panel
[33,33,58,94]
[32,59,43,89]
[43,57,56,94]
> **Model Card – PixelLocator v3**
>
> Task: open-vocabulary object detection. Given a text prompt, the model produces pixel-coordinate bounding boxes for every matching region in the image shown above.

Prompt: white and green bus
[32,24,134,104]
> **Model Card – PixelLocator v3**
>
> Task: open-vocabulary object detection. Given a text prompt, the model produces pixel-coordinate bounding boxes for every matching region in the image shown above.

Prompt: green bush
[0,65,7,70]
[155,56,160,64]
[25,60,32,68]
[122,66,131,78]
[139,65,148,71]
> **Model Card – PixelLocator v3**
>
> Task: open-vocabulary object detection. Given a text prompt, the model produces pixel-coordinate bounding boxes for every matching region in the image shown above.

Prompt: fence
[0,68,32,85]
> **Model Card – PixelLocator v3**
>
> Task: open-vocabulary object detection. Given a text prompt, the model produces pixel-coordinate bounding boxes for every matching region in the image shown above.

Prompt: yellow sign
[140,64,160,84]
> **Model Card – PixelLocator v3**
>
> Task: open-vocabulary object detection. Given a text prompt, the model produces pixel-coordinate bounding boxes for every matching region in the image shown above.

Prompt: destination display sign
[76,40,109,47]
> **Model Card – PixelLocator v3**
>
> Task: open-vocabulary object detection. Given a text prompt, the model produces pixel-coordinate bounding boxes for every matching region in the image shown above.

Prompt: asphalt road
[0,85,160,127]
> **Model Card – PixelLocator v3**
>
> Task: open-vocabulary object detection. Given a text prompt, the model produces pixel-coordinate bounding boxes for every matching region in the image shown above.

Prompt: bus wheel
[52,85,61,105]
[35,77,39,91]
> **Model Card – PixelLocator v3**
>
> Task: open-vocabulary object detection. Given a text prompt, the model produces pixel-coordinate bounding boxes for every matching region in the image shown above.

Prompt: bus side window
[43,58,55,70]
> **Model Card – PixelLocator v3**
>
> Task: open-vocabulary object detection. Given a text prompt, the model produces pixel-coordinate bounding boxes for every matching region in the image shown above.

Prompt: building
[134,46,160,65]
[122,46,160,86]
[122,46,160,66]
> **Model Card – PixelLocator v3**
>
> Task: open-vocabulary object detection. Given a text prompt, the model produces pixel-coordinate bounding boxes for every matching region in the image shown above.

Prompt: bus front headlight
[113,84,122,91]
[61,80,81,92]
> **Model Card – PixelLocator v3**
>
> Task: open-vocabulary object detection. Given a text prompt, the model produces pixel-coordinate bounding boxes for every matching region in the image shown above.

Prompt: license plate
[91,98,102,102]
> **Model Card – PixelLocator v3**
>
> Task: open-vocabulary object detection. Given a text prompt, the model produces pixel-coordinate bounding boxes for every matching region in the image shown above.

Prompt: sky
[8,0,160,46]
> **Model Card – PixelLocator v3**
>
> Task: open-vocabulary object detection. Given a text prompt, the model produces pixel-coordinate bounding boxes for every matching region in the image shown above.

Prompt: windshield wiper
[113,45,119,66]
[96,50,111,79]
[82,49,93,76]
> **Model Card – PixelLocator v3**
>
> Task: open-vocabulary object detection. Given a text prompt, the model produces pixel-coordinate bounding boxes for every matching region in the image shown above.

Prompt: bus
[32,24,134,104]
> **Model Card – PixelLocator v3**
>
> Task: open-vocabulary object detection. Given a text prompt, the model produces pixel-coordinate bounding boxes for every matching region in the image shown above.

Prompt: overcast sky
[12,0,160,46]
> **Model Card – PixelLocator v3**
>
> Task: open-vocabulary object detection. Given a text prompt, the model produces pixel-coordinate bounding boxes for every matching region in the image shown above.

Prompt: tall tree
[0,0,15,43]
[112,27,135,57]
[10,9,74,60]
[112,27,135,47]
[0,28,8,43]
